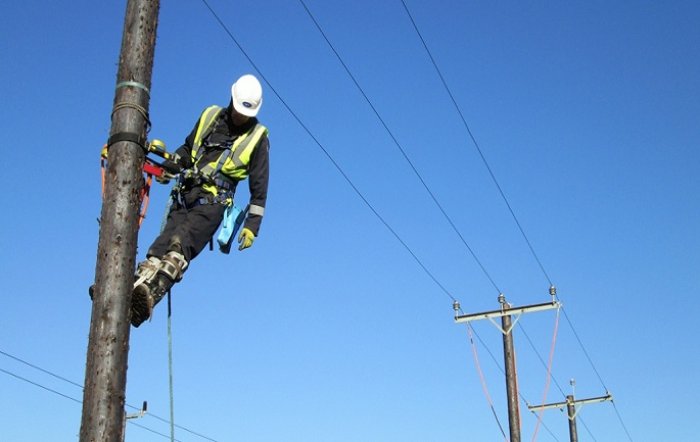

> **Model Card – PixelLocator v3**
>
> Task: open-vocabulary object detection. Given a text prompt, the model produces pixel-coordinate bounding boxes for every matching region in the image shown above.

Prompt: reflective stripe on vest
[189,105,268,183]
[191,105,224,162]
[199,123,268,182]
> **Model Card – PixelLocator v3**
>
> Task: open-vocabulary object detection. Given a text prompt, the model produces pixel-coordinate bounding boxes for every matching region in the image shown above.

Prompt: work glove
[162,153,193,174]
[161,159,182,175]
[238,227,255,251]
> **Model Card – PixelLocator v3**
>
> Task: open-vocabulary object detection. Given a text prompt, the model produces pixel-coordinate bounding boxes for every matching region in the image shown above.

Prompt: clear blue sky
[1,1,698,441]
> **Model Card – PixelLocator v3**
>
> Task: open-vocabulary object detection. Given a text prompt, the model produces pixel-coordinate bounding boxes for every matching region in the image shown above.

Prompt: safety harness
[173,105,268,210]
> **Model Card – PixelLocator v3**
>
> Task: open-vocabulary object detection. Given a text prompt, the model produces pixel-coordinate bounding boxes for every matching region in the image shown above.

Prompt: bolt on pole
[80,1,160,441]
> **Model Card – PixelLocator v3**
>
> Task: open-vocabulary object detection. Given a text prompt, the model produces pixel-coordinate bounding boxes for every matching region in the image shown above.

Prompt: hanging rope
[466,324,508,441]
[167,291,176,442]
[530,307,561,441]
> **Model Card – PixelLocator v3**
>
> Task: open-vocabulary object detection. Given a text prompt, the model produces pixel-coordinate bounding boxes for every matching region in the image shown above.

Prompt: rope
[111,101,152,133]
[530,307,561,441]
[167,291,176,442]
[466,325,508,441]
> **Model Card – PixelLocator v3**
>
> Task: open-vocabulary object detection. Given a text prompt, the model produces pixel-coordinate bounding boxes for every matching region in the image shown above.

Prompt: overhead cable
[399,0,553,287]
[0,349,219,442]
[0,367,182,441]
[199,0,456,302]
[297,0,501,294]
[400,3,635,439]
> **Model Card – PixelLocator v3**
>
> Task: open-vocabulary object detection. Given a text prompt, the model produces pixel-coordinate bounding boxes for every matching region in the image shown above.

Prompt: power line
[0,349,83,389]
[611,401,635,442]
[0,367,82,405]
[560,308,608,391]
[297,0,502,294]
[199,2,632,441]
[560,309,634,441]
[0,349,219,442]
[199,0,456,303]
[129,420,185,442]
[517,322,598,441]
[0,366,180,440]
[399,0,553,287]
[468,328,561,442]
[399,3,636,439]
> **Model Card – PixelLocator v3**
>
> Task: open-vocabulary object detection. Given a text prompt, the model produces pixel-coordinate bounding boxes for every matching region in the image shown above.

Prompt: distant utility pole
[528,382,612,442]
[80,1,159,441]
[455,290,560,442]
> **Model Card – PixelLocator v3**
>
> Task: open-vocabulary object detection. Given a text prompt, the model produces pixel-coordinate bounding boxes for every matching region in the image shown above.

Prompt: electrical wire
[0,349,84,389]
[561,308,608,391]
[199,2,633,441]
[297,0,501,294]
[530,307,560,442]
[129,420,185,442]
[468,328,561,442]
[0,367,82,405]
[611,401,635,442]
[0,366,180,441]
[400,3,637,439]
[199,0,456,303]
[0,349,219,442]
[517,323,598,441]
[399,0,553,287]
[579,417,599,442]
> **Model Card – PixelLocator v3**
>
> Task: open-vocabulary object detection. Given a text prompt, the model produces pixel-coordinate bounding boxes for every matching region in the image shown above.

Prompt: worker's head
[231,74,263,118]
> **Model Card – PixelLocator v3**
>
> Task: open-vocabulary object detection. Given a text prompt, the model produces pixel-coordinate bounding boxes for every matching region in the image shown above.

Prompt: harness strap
[177,192,231,210]
[107,131,147,149]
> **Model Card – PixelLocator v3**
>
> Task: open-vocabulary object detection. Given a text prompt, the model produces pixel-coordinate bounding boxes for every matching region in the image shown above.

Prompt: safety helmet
[231,74,263,117]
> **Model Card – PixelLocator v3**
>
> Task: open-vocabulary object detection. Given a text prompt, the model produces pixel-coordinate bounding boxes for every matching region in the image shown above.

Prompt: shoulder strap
[191,105,223,162]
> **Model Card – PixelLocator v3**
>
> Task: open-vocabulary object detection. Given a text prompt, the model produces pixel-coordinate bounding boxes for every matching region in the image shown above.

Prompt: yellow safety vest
[190,105,268,195]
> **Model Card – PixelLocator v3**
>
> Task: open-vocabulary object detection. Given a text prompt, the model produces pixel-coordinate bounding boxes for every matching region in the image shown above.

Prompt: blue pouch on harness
[217,204,247,254]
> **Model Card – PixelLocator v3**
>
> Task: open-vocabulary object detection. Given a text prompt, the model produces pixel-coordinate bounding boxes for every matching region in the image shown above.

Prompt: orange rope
[530,307,561,441]
[99,144,151,228]
[138,175,153,227]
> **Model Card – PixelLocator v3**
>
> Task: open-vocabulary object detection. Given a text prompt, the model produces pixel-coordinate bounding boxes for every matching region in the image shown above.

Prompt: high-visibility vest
[190,105,268,190]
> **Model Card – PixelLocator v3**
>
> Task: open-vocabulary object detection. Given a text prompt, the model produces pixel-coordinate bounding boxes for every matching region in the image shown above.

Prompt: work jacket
[175,104,270,236]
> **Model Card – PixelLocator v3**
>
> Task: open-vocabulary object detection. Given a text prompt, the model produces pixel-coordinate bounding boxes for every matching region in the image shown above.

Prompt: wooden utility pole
[80,1,159,441]
[566,395,578,442]
[528,390,612,442]
[455,292,560,442]
[500,294,521,442]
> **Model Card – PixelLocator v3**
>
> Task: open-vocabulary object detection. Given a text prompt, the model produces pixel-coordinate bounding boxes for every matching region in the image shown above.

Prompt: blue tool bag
[217,204,248,254]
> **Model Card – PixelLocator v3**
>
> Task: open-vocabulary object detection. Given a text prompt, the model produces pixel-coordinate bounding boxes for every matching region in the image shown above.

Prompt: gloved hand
[161,159,182,175]
[161,153,193,175]
[238,227,255,251]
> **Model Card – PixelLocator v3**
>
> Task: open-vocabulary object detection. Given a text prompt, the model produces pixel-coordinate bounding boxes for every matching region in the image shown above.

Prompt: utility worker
[130,74,270,327]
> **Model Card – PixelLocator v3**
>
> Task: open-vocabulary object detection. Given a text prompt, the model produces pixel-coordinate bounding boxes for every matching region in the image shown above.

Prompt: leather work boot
[130,274,174,327]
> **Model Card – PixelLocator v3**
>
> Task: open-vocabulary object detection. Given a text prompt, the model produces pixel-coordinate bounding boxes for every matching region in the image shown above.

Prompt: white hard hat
[231,74,263,117]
